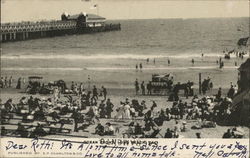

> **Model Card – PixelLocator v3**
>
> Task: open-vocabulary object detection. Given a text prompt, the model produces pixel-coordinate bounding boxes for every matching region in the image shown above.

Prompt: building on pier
[61,12,106,28]
[0,12,120,43]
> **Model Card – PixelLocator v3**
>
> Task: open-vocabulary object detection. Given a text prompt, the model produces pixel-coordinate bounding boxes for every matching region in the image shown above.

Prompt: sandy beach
[1,77,249,139]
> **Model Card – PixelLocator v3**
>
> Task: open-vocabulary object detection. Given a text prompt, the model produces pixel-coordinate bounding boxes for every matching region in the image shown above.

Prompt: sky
[1,0,249,22]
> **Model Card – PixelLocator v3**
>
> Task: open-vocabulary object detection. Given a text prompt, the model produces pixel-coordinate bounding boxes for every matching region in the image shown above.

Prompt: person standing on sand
[147,81,152,95]
[141,81,145,95]
[216,87,222,100]
[135,79,139,95]
[115,102,125,120]
[101,86,107,101]
[136,64,138,71]
[106,98,114,119]
[191,59,194,65]
[8,76,13,88]
[16,77,21,89]
[92,85,98,101]
[4,76,8,88]
[124,103,131,119]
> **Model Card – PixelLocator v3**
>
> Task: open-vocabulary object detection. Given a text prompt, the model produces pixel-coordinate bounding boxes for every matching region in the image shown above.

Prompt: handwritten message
[1,138,249,158]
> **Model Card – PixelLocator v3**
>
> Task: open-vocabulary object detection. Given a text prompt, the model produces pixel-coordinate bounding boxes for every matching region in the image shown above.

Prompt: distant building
[61,12,106,28]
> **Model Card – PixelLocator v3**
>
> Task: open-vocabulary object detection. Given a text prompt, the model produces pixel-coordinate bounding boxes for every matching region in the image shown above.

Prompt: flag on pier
[237,37,249,47]
[91,4,98,9]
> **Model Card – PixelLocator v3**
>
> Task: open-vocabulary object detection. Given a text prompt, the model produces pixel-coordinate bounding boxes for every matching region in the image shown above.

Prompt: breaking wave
[2,66,238,71]
[1,53,225,60]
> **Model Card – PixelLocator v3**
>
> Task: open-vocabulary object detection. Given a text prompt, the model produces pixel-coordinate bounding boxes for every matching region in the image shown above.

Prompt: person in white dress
[124,103,131,119]
[115,102,125,120]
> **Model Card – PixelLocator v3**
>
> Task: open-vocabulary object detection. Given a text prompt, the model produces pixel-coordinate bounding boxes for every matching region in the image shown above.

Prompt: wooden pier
[0,20,121,43]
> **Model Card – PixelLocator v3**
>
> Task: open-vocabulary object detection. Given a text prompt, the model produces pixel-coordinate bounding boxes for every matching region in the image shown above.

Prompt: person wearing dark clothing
[30,124,47,138]
[34,109,45,121]
[86,91,91,106]
[16,77,21,89]
[106,98,114,119]
[104,123,114,135]
[1,127,7,136]
[95,123,105,136]
[101,86,107,101]
[227,86,235,99]
[152,101,157,109]
[168,59,170,65]
[134,123,143,135]
[164,128,173,138]
[147,82,152,95]
[72,110,81,132]
[135,79,139,95]
[92,85,98,101]
[222,129,232,138]
[178,100,185,119]
[5,99,14,112]
[139,63,143,70]
[144,110,152,123]
[216,87,222,100]
[154,110,167,126]
[99,101,106,118]
[141,81,145,95]
[71,81,74,91]
[196,132,201,138]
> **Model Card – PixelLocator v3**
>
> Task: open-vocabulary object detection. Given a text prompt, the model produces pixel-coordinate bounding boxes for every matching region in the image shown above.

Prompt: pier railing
[1,21,77,33]
[0,21,121,42]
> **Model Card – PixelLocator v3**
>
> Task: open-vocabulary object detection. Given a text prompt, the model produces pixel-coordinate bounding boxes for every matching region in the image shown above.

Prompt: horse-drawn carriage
[150,74,174,95]
[26,76,67,94]
[26,76,43,94]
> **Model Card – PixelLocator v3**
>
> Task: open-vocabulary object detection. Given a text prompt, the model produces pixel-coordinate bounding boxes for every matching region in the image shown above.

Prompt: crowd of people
[0,76,25,89]
[0,77,246,139]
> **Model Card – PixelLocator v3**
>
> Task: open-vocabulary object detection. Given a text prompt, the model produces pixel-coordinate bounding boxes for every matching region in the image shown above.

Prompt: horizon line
[1,16,249,24]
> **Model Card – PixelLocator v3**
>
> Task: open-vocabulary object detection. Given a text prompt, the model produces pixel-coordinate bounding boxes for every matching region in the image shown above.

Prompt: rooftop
[67,13,106,20]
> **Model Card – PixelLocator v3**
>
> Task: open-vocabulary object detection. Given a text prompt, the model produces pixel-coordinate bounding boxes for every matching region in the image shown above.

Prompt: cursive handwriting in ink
[31,138,54,152]
[5,141,27,150]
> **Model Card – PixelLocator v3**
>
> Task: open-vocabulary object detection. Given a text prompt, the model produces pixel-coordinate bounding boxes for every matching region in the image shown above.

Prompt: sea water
[1,18,249,88]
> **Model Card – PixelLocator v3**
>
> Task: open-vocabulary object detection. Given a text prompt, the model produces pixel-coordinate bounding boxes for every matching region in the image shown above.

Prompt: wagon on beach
[150,74,174,95]
[26,76,44,94]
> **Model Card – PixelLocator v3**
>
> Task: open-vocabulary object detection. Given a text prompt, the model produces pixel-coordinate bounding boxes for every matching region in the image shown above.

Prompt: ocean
[1,17,249,89]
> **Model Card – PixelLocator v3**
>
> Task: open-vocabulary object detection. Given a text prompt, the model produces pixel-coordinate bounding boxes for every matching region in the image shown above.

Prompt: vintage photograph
[0,0,249,140]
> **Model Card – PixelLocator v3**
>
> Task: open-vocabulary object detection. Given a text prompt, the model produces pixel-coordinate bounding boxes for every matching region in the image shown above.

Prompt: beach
[1,18,249,139]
